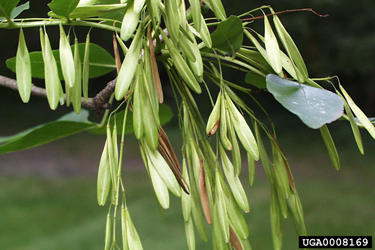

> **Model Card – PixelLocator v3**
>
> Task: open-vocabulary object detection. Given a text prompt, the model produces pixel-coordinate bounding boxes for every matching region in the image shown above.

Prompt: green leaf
[76,0,126,20]
[225,191,249,240]
[273,14,308,82]
[0,110,95,154]
[270,185,282,250]
[215,170,229,243]
[264,14,282,76]
[6,43,115,80]
[254,122,273,184]
[266,74,344,129]
[340,84,375,139]
[220,145,249,213]
[181,159,192,221]
[320,125,340,170]
[43,30,63,110]
[124,208,144,250]
[144,143,182,197]
[49,4,127,19]
[16,28,32,103]
[245,72,266,89]
[48,0,80,18]
[0,1,29,21]
[211,15,243,55]
[184,216,195,250]
[115,25,143,100]
[337,92,364,154]
[97,140,111,206]
[148,156,170,209]
[90,104,173,135]
[0,0,20,21]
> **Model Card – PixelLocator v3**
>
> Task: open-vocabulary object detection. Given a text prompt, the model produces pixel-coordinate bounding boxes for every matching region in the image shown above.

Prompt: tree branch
[241,8,329,22]
[0,75,116,113]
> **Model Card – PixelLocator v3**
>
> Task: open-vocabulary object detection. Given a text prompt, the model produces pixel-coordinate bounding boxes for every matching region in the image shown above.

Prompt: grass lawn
[1,124,375,250]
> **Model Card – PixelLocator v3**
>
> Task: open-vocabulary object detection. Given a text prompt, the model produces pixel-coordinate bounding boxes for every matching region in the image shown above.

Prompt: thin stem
[240,7,329,22]
[0,18,120,32]
[201,52,267,77]
[98,94,115,128]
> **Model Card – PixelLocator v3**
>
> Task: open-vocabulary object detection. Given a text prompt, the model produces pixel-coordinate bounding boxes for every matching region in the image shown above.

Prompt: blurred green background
[1,0,375,249]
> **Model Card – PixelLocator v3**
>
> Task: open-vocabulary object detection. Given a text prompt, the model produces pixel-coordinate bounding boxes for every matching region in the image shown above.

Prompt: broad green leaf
[266,74,344,129]
[48,4,127,19]
[90,104,173,134]
[0,110,95,154]
[340,84,375,139]
[6,43,115,80]
[0,0,20,21]
[48,0,80,18]
[0,1,29,21]
[211,15,243,55]
[320,125,340,170]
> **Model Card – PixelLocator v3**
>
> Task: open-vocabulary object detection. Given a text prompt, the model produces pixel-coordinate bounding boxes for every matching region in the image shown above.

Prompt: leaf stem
[0,18,121,32]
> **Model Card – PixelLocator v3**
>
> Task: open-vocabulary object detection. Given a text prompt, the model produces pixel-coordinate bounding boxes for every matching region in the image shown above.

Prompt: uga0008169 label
[299,236,372,248]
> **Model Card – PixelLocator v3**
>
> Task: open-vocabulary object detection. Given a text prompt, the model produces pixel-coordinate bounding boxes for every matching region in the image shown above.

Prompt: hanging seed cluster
[10,1,375,250]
